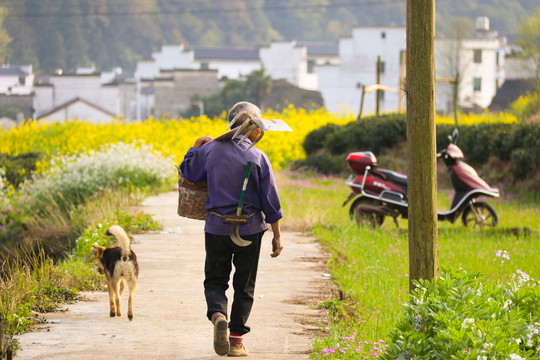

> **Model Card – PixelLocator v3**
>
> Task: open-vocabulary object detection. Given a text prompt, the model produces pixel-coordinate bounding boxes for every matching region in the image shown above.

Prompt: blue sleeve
[180,147,207,183]
[258,156,283,224]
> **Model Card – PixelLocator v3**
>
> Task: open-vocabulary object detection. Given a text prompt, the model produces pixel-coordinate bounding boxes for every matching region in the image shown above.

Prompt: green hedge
[298,114,539,182]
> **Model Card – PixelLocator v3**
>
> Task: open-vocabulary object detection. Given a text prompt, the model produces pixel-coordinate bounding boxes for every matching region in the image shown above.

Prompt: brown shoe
[213,317,230,355]
[228,344,249,357]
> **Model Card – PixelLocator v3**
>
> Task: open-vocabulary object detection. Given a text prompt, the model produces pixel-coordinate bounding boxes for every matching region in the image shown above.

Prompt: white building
[37,97,116,123]
[194,47,261,80]
[137,41,324,90]
[260,41,318,90]
[34,71,121,120]
[435,16,506,112]
[0,65,34,95]
[316,17,506,116]
[316,27,406,116]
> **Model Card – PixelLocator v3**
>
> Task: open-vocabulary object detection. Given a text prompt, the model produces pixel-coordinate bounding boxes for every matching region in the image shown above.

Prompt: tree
[516,8,540,92]
[245,68,272,108]
[0,7,11,63]
[406,0,439,291]
[435,16,475,125]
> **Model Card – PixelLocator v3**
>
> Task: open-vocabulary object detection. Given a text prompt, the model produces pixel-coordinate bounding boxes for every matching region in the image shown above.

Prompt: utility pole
[399,50,406,113]
[406,0,439,291]
[376,55,381,115]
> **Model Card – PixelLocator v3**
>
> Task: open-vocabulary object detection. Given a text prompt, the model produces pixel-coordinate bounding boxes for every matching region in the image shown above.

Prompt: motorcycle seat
[377,169,408,187]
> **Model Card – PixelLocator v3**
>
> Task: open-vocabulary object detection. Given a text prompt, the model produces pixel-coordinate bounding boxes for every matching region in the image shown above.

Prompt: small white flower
[509,353,524,360]
[462,318,475,328]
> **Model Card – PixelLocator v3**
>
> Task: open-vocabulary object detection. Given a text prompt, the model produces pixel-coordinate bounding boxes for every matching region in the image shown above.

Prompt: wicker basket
[177,169,208,220]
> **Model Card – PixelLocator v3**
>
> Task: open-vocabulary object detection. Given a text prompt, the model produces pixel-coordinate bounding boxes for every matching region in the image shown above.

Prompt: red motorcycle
[343,130,500,228]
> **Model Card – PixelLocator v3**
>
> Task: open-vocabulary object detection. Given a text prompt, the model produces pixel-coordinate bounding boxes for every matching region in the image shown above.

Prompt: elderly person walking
[180,101,284,357]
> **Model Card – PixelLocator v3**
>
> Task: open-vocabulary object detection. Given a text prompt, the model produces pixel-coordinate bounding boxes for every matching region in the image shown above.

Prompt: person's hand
[194,136,213,147]
[271,236,283,258]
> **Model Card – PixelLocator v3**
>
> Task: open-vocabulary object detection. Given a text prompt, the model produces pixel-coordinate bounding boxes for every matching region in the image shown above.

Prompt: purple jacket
[180,136,283,236]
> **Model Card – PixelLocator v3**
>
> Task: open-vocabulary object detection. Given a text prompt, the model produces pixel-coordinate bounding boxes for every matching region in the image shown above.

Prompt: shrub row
[299,114,539,181]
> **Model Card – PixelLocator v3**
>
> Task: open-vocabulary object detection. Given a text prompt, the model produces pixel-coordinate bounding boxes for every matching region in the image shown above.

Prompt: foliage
[0,250,103,339]
[13,142,174,217]
[183,69,273,118]
[324,114,407,156]
[276,171,540,359]
[384,268,540,360]
[0,152,43,187]
[0,167,8,208]
[0,205,25,242]
[0,105,18,119]
[297,113,539,183]
[303,123,344,155]
[2,1,537,73]
[292,154,346,175]
[510,92,540,122]
[515,8,540,91]
[0,107,354,172]
[184,72,324,119]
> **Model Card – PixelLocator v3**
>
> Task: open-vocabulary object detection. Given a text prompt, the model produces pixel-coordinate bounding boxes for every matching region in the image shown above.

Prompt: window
[473,49,482,63]
[200,62,209,70]
[380,61,386,74]
[381,32,386,39]
[307,60,315,74]
[473,77,482,92]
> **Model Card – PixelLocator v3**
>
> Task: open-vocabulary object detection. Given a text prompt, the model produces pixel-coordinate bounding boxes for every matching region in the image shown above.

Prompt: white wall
[48,75,120,115]
[199,59,261,80]
[317,27,406,115]
[39,101,114,124]
[260,41,317,90]
[435,36,505,111]
[33,86,54,116]
[152,44,195,70]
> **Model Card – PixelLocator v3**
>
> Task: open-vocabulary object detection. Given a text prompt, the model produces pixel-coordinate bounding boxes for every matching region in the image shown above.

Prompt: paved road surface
[15,192,330,359]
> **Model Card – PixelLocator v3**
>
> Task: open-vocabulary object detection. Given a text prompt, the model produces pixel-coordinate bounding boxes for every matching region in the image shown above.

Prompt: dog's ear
[92,244,105,256]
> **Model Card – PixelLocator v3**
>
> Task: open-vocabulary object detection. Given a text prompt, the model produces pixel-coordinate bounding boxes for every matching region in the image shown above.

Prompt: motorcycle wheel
[349,197,385,227]
[462,202,498,228]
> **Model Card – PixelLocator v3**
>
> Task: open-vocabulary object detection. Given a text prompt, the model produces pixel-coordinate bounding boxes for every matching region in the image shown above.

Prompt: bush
[303,123,343,155]
[292,154,346,175]
[0,152,43,188]
[323,114,407,156]
[384,268,540,360]
[298,116,540,182]
[14,142,175,217]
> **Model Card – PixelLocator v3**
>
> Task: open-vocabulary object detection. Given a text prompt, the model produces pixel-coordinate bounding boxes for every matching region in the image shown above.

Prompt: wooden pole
[406,0,439,292]
[399,50,406,113]
[376,55,381,115]
[357,85,366,120]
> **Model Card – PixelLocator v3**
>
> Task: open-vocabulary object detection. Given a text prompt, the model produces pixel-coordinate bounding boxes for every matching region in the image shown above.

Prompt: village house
[0,17,524,126]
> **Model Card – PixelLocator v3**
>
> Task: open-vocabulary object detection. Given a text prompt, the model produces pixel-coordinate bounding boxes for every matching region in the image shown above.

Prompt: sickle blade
[229,224,252,247]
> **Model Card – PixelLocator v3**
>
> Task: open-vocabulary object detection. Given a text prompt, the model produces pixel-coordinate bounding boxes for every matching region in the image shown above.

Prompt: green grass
[0,188,162,353]
[277,170,539,359]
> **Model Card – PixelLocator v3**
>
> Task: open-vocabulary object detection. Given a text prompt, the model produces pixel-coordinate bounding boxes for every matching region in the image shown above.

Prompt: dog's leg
[112,278,122,317]
[119,279,125,298]
[107,278,116,317]
[127,280,137,321]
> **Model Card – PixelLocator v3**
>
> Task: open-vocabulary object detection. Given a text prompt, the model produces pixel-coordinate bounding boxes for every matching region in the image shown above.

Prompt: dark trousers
[204,231,264,335]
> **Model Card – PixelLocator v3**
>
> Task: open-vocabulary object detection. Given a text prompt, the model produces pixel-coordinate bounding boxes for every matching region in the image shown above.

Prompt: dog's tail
[106,225,131,261]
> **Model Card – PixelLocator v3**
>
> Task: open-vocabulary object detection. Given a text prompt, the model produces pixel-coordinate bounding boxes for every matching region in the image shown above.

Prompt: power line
[5,0,406,18]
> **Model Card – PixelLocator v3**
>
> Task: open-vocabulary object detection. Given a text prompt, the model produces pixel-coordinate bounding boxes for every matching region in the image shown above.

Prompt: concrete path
[14,192,330,360]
